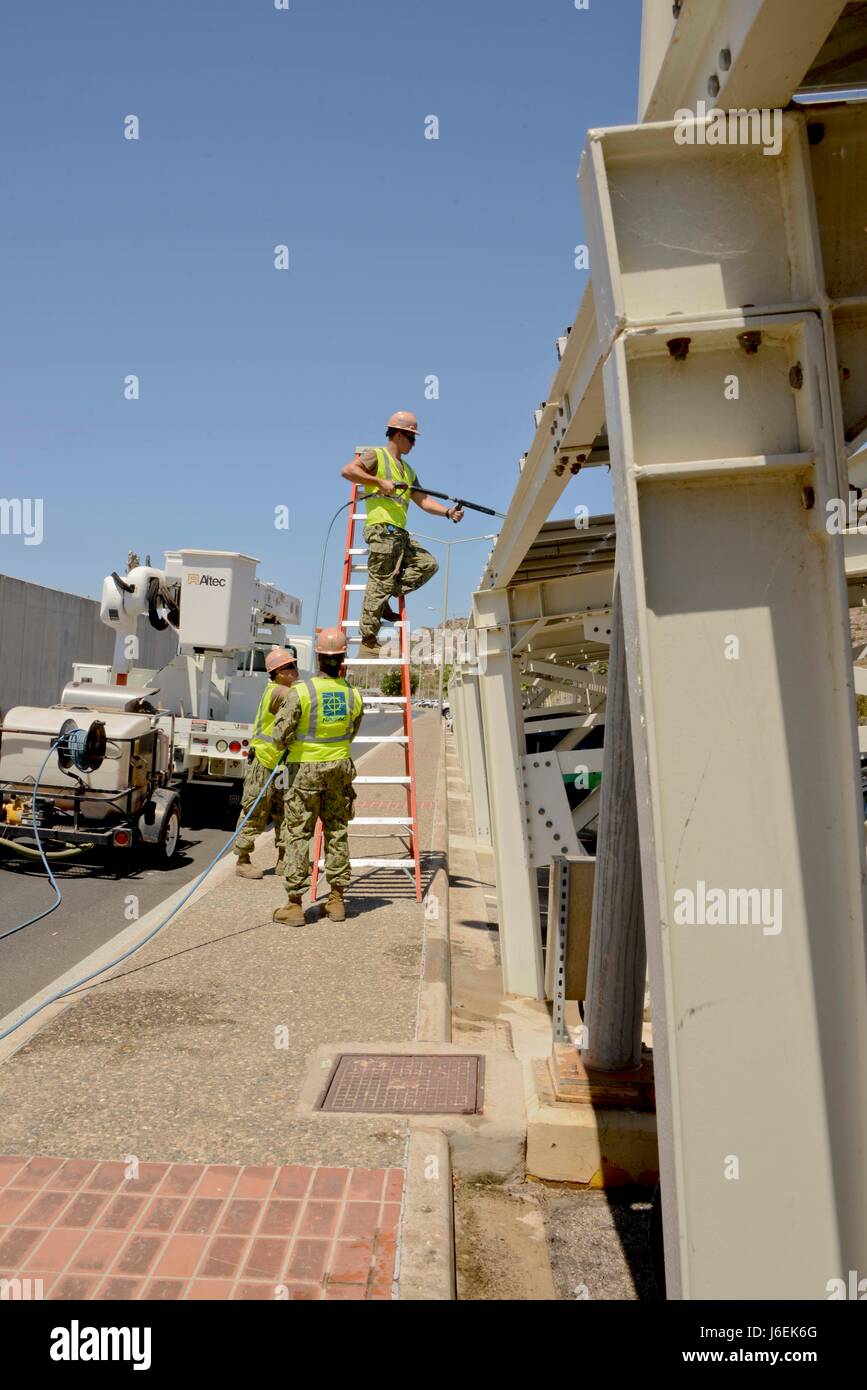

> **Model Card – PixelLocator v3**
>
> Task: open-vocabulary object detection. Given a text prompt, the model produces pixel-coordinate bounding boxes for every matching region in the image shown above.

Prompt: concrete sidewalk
[0,713,444,1301]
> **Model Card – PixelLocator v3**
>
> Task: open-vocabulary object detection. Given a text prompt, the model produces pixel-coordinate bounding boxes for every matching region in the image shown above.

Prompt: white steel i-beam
[457,670,491,848]
[639,0,847,123]
[473,587,545,998]
[583,95,867,1297]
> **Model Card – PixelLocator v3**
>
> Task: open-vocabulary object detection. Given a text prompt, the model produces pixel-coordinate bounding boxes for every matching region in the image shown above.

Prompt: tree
[382,667,419,696]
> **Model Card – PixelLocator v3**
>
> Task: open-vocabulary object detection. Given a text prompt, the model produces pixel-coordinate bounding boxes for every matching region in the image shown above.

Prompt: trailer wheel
[153,802,181,865]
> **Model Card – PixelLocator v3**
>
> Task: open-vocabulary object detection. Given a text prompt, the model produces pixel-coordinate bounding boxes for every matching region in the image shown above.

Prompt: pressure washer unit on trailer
[0,686,181,865]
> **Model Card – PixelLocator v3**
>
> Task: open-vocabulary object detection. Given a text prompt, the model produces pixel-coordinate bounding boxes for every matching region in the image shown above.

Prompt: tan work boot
[236,853,264,880]
[272,897,305,927]
[357,639,383,660]
[323,888,346,922]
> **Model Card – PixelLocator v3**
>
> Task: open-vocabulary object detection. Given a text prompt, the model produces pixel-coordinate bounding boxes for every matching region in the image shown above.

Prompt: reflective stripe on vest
[250,682,285,769]
[286,676,363,763]
[363,447,416,529]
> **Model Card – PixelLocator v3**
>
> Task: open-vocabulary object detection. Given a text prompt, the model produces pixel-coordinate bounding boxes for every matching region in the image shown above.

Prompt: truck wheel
[153,802,181,866]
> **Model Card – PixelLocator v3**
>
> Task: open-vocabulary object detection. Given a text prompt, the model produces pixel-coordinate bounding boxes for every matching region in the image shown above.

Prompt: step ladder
[310,483,423,902]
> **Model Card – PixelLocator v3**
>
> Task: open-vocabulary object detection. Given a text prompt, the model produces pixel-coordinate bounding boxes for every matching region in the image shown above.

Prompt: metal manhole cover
[316,1053,485,1115]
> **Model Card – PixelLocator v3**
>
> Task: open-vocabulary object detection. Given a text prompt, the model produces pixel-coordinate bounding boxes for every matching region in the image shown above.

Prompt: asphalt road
[0,712,403,1021]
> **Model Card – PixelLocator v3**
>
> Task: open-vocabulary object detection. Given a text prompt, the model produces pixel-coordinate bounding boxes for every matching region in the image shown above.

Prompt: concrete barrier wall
[0,574,176,713]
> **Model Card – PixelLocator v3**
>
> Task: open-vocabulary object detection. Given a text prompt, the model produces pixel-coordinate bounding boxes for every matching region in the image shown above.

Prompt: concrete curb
[417,720,451,1044]
[0,838,241,1066]
[397,1127,455,1300]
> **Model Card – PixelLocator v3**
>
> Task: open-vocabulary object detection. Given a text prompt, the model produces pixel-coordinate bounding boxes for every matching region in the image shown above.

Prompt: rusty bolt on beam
[738,331,763,355]
[667,336,692,361]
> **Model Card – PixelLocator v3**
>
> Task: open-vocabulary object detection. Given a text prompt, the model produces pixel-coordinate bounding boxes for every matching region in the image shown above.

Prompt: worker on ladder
[269,628,364,927]
[341,411,465,659]
[234,645,299,879]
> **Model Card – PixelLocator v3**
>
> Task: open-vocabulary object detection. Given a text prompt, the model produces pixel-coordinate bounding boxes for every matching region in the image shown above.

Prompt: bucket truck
[0,550,306,863]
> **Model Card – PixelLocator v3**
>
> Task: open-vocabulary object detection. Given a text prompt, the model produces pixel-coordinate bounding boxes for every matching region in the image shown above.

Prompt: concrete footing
[524,1059,659,1188]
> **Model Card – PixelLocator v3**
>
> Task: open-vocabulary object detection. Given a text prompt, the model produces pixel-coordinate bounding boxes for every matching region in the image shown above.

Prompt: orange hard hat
[387,410,420,437]
[315,626,348,655]
[265,646,297,673]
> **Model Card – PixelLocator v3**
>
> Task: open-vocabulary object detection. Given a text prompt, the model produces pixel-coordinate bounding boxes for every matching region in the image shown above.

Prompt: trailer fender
[137,789,180,847]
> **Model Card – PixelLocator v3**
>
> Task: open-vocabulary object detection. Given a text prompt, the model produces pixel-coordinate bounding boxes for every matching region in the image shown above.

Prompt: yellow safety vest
[286,676,363,763]
[250,682,286,769]
[363,447,416,529]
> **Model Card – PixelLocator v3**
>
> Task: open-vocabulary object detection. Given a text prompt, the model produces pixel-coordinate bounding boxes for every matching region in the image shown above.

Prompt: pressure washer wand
[416,487,505,520]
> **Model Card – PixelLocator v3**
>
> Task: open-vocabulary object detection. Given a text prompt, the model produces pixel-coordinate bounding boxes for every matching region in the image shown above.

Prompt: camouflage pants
[359,524,438,642]
[233,756,286,857]
[282,758,356,897]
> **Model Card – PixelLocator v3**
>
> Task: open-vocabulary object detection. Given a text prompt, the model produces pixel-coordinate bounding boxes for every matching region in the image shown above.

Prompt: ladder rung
[344,623,403,631]
[344,584,368,591]
[355,775,411,784]
[353,735,408,743]
[319,858,416,868]
[345,658,408,666]
[348,548,366,555]
[352,512,367,519]
[350,816,414,825]
[361,695,406,704]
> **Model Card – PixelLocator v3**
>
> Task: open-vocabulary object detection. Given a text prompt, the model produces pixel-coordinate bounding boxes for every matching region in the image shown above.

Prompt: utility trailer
[0,685,181,865]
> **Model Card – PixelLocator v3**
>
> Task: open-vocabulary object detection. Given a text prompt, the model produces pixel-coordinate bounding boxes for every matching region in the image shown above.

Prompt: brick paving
[0,1157,402,1300]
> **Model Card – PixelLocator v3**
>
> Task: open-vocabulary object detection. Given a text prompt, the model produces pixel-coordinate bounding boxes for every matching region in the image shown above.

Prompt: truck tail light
[229,741,242,754]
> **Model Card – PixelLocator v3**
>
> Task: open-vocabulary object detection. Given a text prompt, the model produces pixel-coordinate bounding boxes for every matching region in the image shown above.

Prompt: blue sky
[1,0,642,631]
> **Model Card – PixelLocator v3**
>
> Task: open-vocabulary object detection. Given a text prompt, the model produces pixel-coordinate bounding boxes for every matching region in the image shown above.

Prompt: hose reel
[56,719,107,774]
